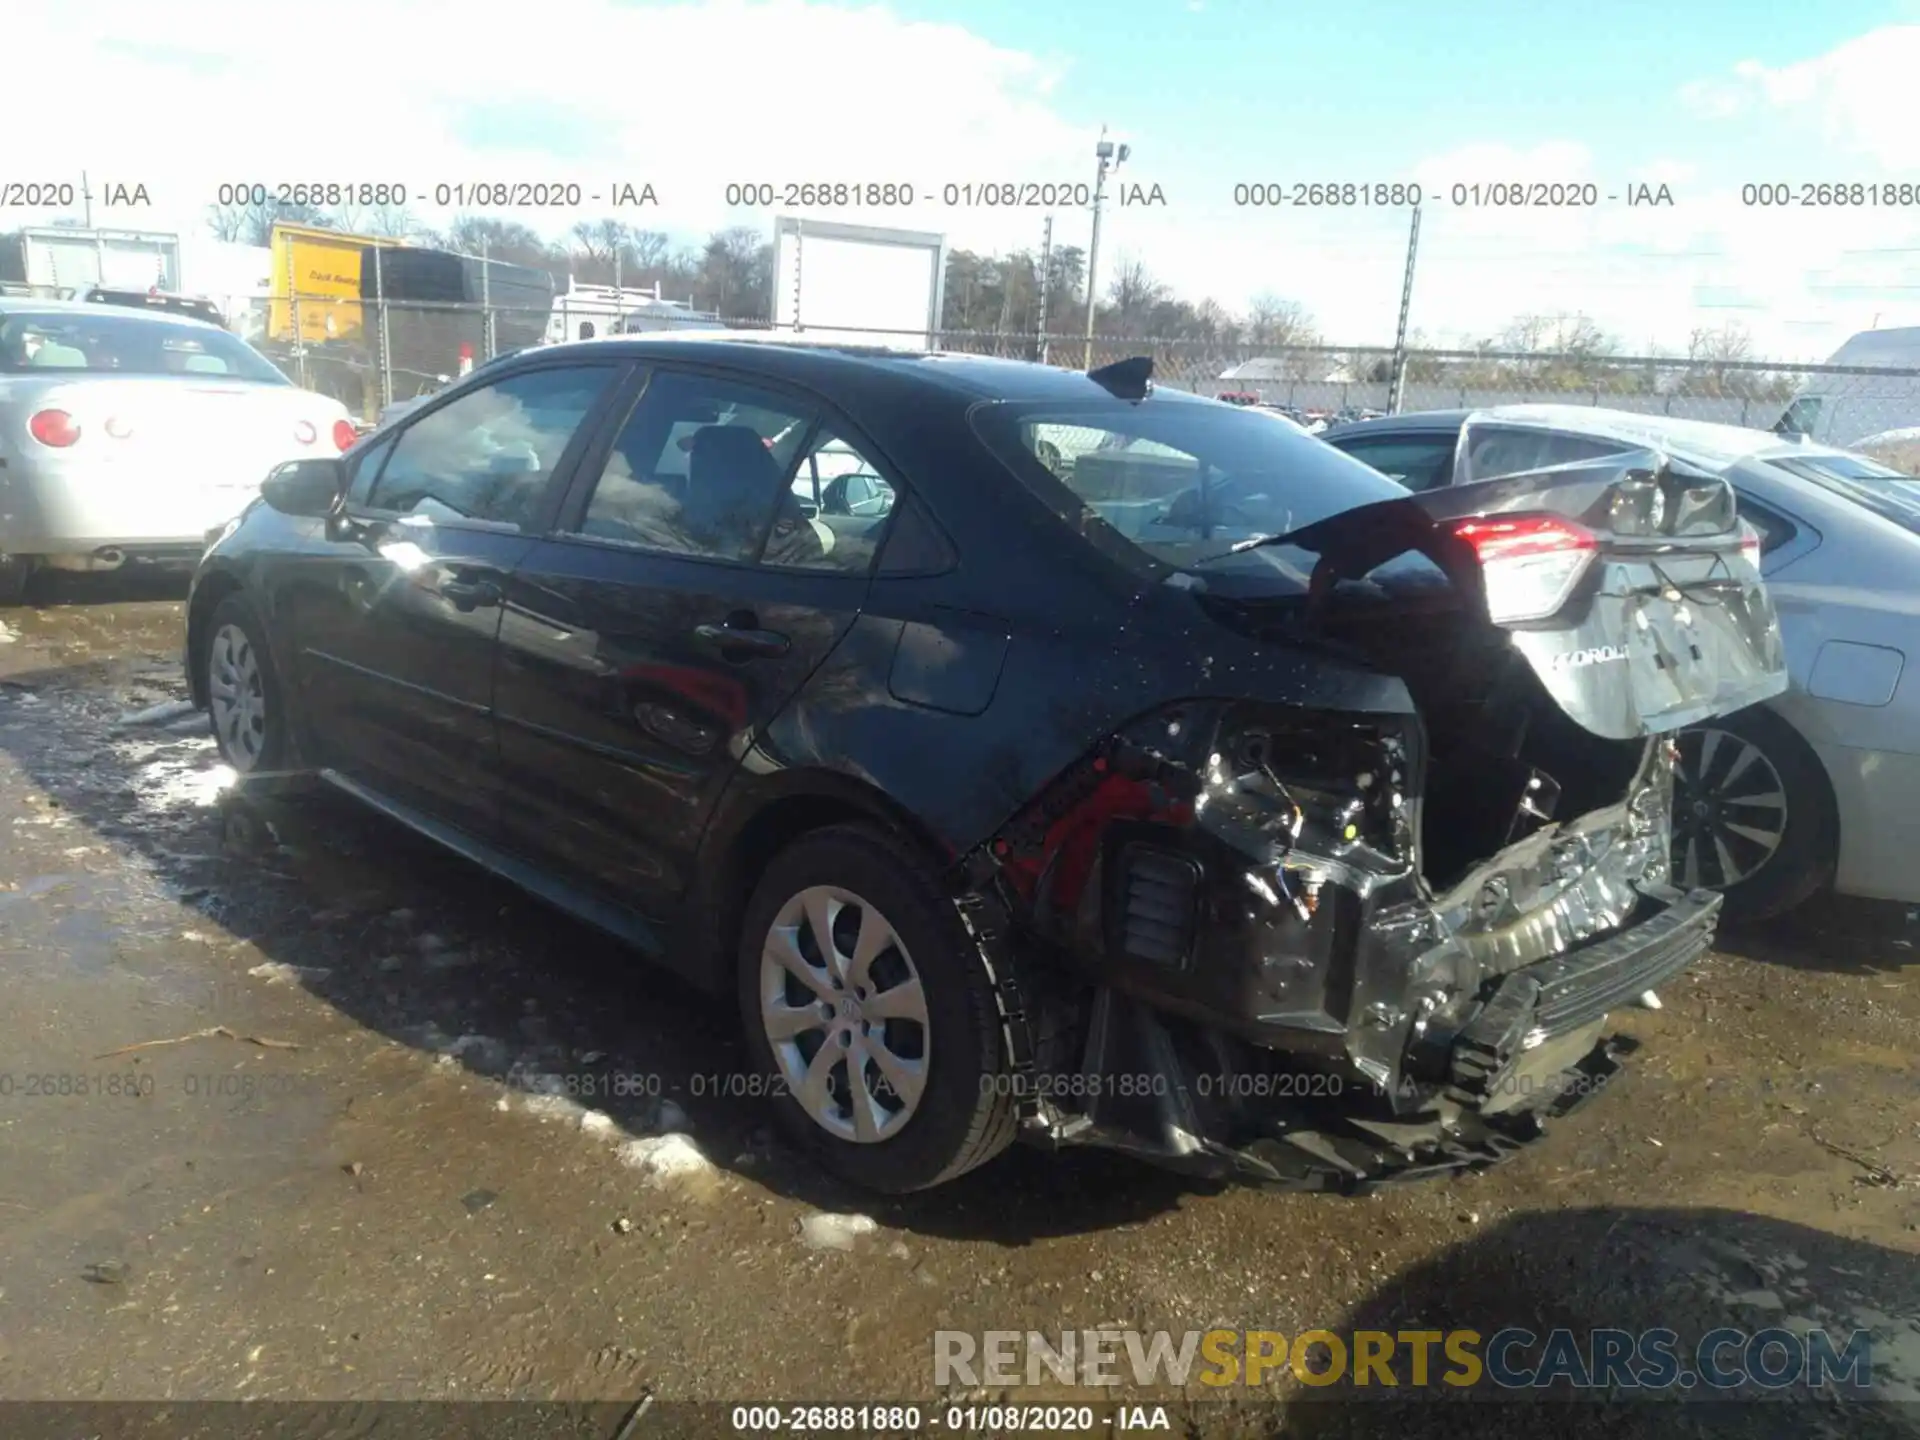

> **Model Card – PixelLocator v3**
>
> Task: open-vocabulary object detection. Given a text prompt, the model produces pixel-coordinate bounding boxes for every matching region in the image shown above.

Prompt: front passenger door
[284,362,622,836]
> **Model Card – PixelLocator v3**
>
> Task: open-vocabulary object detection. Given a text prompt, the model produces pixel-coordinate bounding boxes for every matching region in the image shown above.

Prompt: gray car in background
[1323,404,1920,919]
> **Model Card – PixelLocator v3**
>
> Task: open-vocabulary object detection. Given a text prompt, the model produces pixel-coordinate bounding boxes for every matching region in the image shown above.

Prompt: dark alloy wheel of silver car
[1671,707,1837,921]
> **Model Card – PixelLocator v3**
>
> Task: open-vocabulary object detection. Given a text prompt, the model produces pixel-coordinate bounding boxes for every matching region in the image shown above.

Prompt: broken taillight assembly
[1450,513,1598,625]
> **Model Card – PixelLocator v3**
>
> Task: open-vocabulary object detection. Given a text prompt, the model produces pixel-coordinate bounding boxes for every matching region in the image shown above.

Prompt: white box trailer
[771,217,946,351]
[0,226,182,294]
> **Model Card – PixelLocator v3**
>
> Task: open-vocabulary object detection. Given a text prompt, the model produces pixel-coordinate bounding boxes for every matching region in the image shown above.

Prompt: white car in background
[0,299,353,603]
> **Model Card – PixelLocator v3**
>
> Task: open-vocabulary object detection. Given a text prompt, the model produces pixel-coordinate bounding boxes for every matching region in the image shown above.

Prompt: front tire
[736,823,1017,1194]
[0,554,37,607]
[204,595,290,779]
[1672,707,1836,922]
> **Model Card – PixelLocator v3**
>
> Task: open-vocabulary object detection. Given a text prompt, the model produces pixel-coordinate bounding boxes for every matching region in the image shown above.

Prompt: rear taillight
[294,420,318,446]
[331,419,356,452]
[1450,513,1598,625]
[28,409,80,447]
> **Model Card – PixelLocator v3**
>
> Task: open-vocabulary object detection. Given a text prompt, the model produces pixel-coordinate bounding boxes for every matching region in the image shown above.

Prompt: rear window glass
[1770,452,1920,536]
[970,395,1410,568]
[0,311,286,382]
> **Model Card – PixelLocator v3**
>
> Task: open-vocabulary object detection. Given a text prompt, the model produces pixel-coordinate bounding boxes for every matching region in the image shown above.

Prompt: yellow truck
[268,222,408,344]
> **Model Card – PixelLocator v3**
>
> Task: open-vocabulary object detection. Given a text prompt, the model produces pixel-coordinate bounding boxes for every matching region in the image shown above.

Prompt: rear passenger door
[491,366,890,919]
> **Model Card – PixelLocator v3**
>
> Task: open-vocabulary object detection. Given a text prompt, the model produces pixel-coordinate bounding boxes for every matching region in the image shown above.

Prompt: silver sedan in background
[1322,404,1920,919]
[0,300,354,603]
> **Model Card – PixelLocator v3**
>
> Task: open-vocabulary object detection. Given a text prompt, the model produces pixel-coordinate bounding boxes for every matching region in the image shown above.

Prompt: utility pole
[1387,203,1421,415]
[1083,127,1129,369]
[1036,214,1053,364]
[81,171,94,227]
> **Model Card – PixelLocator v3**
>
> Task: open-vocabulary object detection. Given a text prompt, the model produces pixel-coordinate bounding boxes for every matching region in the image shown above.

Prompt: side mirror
[261,458,346,517]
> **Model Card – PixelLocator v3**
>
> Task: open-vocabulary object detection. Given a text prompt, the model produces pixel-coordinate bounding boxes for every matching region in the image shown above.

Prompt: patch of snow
[799,1213,878,1251]
[617,1133,713,1184]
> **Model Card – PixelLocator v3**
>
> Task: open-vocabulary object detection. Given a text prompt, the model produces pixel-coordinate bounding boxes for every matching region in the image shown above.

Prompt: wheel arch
[677,767,958,995]
[1754,699,1843,865]
[185,569,248,709]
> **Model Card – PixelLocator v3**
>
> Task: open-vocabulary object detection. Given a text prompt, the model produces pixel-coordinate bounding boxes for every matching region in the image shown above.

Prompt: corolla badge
[1550,644,1630,671]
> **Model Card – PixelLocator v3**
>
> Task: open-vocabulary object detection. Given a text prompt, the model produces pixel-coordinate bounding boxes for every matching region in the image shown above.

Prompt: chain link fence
[219,295,1920,459]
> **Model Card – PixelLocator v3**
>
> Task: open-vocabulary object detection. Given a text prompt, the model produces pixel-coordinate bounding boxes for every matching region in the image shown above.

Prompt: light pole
[1083,128,1129,369]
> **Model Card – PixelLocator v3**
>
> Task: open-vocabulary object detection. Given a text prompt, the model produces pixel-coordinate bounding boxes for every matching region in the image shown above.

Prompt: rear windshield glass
[1769,452,1920,536]
[0,311,287,383]
[970,395,1409,568]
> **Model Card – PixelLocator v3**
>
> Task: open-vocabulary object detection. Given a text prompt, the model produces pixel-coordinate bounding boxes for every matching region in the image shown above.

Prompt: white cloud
[8,0,1089,252]
[1678,25,1920,170]
[9,5,1920,363]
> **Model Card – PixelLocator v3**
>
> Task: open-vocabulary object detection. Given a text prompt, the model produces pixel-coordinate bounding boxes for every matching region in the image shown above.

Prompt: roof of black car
[1320,409,1471,440]
[527,335,1197,405]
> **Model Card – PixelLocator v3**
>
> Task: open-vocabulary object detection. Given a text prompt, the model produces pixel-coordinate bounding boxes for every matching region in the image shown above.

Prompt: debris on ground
[80,1262,130,1285]
[613,1217,634,1234]
[798,1213,878,1252]
[111,699,199,731]
[460,1189,498,1215]
[95,1025,301,1059]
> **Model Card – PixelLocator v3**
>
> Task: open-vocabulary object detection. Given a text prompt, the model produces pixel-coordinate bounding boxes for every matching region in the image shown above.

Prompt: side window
[345,431,398,506]
[1465,427,1633,481]
[576,370,813,564]
[1737,496,1798,555]
[368,366,612,529]
[876,492,957,575]
[1332,436,1457,491]
[773,429,895,574]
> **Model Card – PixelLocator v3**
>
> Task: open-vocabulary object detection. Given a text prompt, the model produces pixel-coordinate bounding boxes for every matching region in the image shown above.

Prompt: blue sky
[15,0,1920,359]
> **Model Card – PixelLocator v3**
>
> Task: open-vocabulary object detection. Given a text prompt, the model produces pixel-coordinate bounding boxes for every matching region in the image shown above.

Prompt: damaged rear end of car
[959,430,1787,1190]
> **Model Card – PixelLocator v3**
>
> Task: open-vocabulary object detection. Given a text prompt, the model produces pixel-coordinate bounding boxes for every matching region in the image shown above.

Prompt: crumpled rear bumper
[1037,883,1720,1191]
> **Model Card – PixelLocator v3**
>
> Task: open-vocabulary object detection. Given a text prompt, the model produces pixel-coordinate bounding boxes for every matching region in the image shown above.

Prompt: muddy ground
[0,579,1916,1438]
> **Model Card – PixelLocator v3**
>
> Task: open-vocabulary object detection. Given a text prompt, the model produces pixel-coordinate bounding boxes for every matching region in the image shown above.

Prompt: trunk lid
[1244,448,1788,740]
[3,375,350,518]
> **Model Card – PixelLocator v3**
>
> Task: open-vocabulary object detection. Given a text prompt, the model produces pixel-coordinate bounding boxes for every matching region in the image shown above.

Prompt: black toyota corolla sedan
[182,335,1787,1194]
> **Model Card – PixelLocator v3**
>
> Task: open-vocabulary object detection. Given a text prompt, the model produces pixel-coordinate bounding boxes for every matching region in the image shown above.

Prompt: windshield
[0,310,287,383]
[970,395,1410,568]
[1769,451,1920,536]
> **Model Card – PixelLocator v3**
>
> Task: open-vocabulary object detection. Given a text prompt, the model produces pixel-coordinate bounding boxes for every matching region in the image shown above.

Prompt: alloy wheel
[1672,726,1789,889]
[208,623,268,772]
[758,885,930,1144]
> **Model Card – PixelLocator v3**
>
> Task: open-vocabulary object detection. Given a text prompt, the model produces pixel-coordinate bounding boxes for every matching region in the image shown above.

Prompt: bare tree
[205,203,250,243]
[1105,256,1168,335]
[568,218,630,267]
[1244,293,1320,349]
[1681,320,1759,397]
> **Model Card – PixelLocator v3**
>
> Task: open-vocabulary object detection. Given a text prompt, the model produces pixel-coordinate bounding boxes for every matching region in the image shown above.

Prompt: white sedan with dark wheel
[1323,404,1920,920]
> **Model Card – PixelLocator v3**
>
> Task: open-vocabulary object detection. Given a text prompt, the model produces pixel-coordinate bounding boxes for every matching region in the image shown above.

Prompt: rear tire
[735,823,1017,1194]
[1672,706,1835,923]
